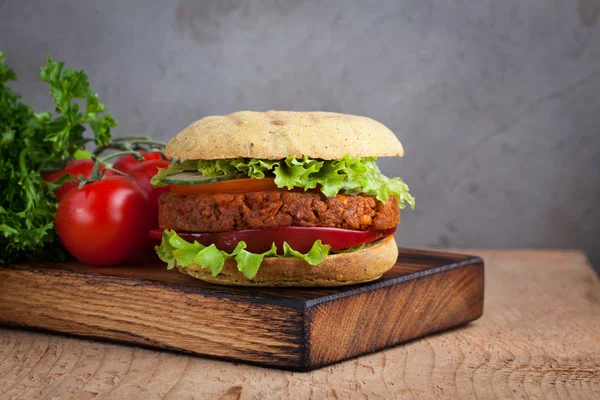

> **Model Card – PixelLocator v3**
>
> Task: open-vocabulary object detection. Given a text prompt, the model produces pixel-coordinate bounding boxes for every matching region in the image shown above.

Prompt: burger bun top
[165,110,404,160]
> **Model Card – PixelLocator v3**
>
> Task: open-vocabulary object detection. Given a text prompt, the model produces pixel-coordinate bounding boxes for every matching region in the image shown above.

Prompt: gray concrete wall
[1,0,599,268]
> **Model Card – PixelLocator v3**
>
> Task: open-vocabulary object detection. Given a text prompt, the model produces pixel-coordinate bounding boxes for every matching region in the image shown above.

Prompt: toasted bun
[176,236,399,287]
[166,110,404,160]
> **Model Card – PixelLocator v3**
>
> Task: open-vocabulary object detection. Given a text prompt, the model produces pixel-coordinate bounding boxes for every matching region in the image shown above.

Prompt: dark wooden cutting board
[0,248,483,371]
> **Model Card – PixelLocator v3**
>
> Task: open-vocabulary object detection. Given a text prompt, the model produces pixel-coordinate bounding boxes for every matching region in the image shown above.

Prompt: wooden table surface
[0,250,599,399]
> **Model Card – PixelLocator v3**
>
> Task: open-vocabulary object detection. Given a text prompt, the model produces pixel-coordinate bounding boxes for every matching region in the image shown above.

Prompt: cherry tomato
[42,159,112,200]
[128,159,171,228]
[113,151,167,173]
[149,226,396,254]
[170,178,301,195]
[56,175,152,266]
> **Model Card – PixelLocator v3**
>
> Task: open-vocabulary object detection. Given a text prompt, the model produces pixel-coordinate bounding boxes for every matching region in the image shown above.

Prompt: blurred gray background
[1,0,599,268]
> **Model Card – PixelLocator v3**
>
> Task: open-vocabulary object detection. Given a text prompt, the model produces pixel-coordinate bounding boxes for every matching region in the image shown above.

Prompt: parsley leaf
[0,53,117,263]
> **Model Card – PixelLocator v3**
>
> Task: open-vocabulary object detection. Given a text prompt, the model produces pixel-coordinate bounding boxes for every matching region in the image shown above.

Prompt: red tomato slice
[149,226,396,254]
[169,178,280,195]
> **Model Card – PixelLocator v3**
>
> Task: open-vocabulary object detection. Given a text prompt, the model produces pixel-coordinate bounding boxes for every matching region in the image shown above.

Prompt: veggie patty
[158,191,400,233]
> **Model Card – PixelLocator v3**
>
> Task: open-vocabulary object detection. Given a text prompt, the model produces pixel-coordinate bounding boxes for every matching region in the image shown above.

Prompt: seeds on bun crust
[177,236,399,287]
[165,110,404,160]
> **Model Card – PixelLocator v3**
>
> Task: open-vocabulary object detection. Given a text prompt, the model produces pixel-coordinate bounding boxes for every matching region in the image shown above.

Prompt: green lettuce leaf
[156,230,331,279]
[150,162,185,187]
[331,243,365,254]
[152,155,415,208]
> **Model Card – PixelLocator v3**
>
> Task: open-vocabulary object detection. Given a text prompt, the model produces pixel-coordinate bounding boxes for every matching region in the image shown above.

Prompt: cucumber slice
[162,172,246,185]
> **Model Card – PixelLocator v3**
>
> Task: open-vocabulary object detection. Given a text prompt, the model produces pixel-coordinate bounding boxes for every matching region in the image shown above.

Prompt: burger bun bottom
[176,236,399,287]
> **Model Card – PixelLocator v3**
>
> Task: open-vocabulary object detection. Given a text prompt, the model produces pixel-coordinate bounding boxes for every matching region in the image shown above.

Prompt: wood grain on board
[0,250,598,399]
[0,250,598,398]
[0,248,483,371]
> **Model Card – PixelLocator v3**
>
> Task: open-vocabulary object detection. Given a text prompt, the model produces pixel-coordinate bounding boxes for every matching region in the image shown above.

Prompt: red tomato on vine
[55,175,152,266]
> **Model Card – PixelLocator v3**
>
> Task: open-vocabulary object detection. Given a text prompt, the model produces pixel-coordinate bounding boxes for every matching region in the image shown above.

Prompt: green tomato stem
[99,150,144,163]
[112,135,151,142]
[126,139,166,147]
[104,166,130,177]
[93,142,130,156]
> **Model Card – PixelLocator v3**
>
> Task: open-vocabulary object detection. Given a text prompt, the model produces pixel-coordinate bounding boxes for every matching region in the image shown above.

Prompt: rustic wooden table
[0,250,599,399]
